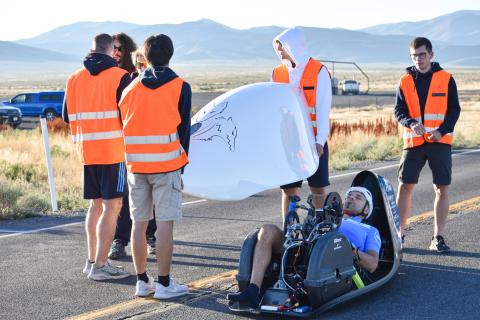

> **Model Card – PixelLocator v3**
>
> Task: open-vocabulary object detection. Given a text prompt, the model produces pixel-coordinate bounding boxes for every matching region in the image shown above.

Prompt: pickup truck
[340,80,360,95]
[0,91,64,121]
[0,105,22,128]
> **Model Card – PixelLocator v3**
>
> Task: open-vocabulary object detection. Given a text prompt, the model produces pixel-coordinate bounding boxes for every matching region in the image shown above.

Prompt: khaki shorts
[127,170,182,222]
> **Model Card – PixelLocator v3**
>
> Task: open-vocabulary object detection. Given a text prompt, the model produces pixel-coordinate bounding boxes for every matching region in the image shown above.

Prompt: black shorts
[281,142,330,189]
[83,162,128,200]
[398,143,452,185]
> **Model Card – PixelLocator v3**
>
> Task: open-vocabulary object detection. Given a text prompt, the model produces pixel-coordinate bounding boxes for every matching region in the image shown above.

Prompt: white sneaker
[82,259,93,274]
[135,276,156,297]
[87,262,131,281]
[153,278,189,299]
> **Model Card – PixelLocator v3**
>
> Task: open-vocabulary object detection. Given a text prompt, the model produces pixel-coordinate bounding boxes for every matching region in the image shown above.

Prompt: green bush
[0,183,23,219]
[3,163,43,183]
[330,136,403,171]
[50,145,70,159]
[370,137,402,160]
[16,193,50,215]
[58,188,88,211]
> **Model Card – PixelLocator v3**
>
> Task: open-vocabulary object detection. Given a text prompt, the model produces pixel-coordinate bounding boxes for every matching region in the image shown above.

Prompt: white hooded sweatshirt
[271,27,332,147]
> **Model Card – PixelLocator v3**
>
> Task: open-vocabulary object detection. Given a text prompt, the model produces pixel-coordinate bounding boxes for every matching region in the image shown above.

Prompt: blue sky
[1,0,479,40]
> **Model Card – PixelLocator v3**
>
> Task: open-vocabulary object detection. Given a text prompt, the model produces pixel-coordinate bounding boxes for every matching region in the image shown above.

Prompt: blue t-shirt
[338,216,381,253]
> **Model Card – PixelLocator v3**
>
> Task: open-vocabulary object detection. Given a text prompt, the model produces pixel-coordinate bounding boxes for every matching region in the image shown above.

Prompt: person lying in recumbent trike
[227,187,381,311]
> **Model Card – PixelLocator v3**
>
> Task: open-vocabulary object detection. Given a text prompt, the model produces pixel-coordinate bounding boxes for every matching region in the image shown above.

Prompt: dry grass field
[0,67,479,217]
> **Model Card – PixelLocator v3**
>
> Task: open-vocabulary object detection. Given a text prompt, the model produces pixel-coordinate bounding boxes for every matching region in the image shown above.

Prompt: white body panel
[182,82,319,201]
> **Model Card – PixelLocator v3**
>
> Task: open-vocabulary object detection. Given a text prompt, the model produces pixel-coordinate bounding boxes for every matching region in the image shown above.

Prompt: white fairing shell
[182,82,319,201]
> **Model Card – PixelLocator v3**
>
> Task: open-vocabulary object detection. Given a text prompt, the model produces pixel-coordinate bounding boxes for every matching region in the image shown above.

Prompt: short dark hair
[410,37,433,53]
[93,33,113,53]
[112,33,137,73]
[144,34,174,67]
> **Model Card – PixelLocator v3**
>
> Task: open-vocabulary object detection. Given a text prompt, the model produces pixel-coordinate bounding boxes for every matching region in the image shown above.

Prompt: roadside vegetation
[0,120,86,219]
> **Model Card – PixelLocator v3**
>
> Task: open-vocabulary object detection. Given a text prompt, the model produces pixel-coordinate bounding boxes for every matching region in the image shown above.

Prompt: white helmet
[345,186,373,219]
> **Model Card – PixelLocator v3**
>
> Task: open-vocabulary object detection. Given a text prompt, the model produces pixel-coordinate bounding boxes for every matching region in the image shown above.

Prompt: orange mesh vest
[119,77,188,173]
[272,58,328,136]
[66,67,127,164]
[399,70,452,149]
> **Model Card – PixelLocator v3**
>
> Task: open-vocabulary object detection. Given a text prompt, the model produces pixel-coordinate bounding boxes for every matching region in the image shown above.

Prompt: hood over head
[273,27,310,69]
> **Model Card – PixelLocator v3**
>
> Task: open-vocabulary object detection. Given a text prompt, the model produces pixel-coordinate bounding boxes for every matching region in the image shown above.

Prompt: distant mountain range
[2,10,479,66]
[361,10,480,46]
[0,41,75,62]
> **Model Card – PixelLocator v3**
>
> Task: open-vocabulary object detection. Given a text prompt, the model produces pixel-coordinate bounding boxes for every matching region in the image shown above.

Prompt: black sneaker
[429,235,450,253]
[227,284,260,310]
[108,239,127,260]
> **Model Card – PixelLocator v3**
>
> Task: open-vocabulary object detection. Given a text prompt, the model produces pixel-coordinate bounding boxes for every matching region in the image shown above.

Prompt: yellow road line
[68,195,480,320]
[406,196,480,225]
[67,270,237,320]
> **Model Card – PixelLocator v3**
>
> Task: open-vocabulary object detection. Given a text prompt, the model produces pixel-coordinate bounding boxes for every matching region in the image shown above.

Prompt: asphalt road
[0,148,479,320]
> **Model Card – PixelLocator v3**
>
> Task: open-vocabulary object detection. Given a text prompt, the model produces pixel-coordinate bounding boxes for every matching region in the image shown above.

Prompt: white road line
[326,148,480,180]
[1,148,478,239]
[402,262,480,276]
[0,198,207,239]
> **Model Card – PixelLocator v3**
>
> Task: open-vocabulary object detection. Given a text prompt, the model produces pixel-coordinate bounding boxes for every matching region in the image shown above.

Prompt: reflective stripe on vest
[399,70,452,149]
[272,58,328,137]
[72,130,123,143]
[119,77,188,173]
[124,133,178,145]
[69,110,120,121]
[66,66,127,165]
[126,146,184,163]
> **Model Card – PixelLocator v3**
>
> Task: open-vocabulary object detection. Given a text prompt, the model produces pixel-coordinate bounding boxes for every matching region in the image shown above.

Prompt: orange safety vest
[66,67,127,165]
[399,70,452,149]
[272,58,328,136]
[119,77,188,174]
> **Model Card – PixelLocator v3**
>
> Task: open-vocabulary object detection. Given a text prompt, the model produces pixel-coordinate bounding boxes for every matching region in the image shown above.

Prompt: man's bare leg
[282,187,299,220]
[397,183,415,236]
[155,221,174,276]
[95,197,123,267]
[131,221,149,274]
[309,186,327,209]
[433,184,449,236]
[86,199,103,262]
[228,224,283,307]
[250,225,284,287]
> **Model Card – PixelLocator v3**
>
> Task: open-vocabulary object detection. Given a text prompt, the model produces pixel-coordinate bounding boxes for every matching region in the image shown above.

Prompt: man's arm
[394,87,418,128]
[116,73,132,104]
[314,67,332,155]
[437,76,461,136]
[62,89,69,123]
[356,249,379,273]
[178,81,192,157]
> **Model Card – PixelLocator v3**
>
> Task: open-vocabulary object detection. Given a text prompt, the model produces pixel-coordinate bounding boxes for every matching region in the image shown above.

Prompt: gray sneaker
[108,239,127,260]
[147,238,156,255]
[82,259,93,274]
[87,262,131,281]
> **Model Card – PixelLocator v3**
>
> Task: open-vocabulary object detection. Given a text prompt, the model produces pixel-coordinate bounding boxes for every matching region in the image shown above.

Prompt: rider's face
[343,191,367,217]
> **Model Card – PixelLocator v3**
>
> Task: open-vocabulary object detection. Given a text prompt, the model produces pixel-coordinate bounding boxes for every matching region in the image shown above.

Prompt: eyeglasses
[410,52,428,60]
[114,45,122,52]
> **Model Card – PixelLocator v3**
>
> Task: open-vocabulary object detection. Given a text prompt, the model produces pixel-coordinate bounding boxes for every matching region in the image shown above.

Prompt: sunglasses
[114,45,122,52]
